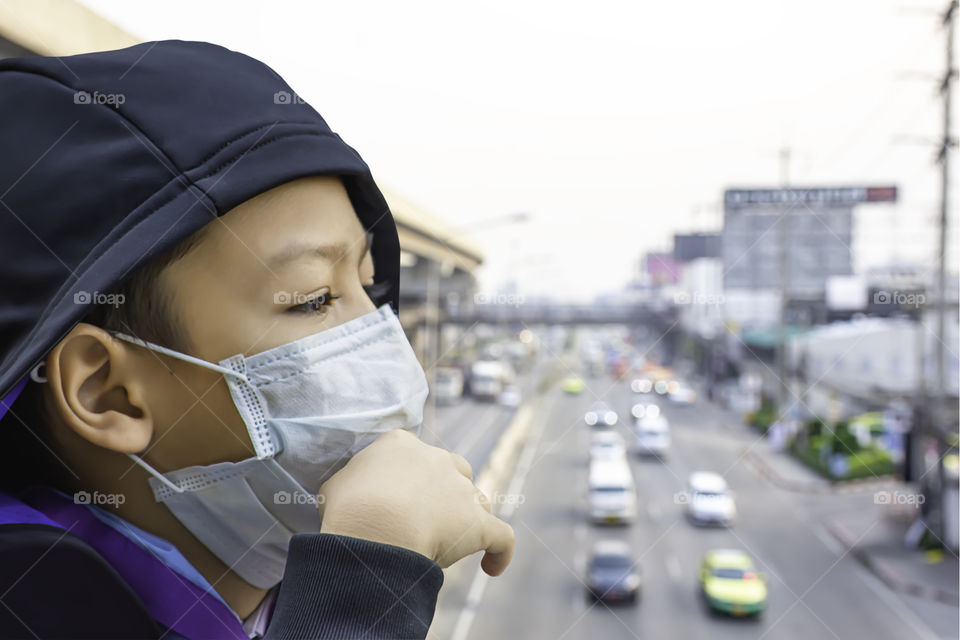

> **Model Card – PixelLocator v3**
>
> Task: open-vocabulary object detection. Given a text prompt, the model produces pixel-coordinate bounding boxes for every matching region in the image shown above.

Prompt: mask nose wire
[110,331,251,495]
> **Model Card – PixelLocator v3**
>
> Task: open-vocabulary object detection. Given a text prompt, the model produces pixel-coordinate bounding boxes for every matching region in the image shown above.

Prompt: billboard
[724,186,897,208]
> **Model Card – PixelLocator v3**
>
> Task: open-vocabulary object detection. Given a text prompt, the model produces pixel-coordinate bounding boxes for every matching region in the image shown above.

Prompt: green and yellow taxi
[562,375,586,395]
[698,549,767,618]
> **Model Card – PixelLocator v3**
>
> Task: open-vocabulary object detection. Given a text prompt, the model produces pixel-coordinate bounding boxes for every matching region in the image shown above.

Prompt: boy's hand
[316,429,515,576]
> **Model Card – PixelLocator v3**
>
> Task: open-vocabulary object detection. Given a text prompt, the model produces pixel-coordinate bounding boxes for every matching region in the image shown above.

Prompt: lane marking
[450,568,489,640]
[666,553,682,583]
[812,524,845,556]
[646,501,662,521]
[574,550,586,574]
[450,390,556,640]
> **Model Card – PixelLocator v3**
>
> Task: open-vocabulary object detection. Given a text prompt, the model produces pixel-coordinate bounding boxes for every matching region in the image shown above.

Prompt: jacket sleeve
[263,533,444,640]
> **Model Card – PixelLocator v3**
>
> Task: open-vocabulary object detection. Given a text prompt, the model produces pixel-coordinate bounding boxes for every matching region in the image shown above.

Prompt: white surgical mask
[114,305,428,588]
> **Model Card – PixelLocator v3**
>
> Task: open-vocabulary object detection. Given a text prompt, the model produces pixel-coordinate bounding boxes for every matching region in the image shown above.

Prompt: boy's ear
[45,322,154,454]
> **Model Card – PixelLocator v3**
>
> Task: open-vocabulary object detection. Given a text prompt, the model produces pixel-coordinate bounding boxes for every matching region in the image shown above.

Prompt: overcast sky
[80,0,959,298]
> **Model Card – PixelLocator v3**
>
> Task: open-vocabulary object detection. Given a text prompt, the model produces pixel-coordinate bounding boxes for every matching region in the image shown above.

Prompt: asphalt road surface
[435,372,955,640]
[424,356,552,473]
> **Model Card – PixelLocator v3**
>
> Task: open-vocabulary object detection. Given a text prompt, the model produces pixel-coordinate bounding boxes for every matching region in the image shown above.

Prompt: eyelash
[291,282,392,315]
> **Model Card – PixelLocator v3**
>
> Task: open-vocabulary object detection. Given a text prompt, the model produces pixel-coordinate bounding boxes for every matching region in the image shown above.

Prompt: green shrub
[832,420,862,455]
[845,448,895,480]
[749,400,778,433]
[791,427,896,481]
[806,417,825,437]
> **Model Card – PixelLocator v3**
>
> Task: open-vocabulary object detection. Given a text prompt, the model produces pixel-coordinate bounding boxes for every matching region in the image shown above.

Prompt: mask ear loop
[110,331,250,495]
[110,332,249,383]
[127,454,186,494]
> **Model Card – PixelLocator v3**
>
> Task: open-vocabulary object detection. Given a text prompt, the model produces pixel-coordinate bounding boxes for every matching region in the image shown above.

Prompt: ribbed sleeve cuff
[263,533,444,639]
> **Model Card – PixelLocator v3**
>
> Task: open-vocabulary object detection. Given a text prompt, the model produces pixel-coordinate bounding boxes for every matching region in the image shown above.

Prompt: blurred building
[386,188,483,361]
[721,186,898,327]
[642,251,680,286]
[673,233,720,263]
[789,317,960,418]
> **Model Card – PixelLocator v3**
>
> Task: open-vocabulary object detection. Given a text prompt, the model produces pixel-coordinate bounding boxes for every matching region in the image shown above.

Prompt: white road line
[450,392,555,640]
[646,500,662,520]
[574,550,586,574]
[854,560,940,640]
[666,553,682,583]
[450,568,489,640]
[812,524,845,556]
[574,522,587,542]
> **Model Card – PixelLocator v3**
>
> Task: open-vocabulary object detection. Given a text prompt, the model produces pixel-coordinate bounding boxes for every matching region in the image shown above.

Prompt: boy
[0,40,513,638]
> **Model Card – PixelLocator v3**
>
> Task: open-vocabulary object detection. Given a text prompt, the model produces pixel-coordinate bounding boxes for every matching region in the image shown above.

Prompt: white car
[668,381,696,405]
[498,385,521,408]
[684,472,736,526]
[590,431,627,461]
[635,414,670,457]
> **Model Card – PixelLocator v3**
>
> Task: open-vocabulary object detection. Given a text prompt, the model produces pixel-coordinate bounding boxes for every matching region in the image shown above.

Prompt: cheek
[149,372,255,468]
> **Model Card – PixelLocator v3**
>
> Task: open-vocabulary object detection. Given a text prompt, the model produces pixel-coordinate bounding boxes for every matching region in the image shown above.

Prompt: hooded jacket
[0,40,441,638]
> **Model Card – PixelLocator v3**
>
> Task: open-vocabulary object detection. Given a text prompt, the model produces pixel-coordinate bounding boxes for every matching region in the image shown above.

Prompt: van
[588,459,637,524]
[433,367,464,405]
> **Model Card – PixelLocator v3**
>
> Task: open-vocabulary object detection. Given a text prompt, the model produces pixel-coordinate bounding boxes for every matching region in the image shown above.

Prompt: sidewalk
[826,502,960,606]
[733,415,958,607]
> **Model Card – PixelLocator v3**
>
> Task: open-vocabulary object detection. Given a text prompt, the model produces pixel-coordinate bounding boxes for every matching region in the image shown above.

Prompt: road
[436,370,955,640]
[423,355,553,473]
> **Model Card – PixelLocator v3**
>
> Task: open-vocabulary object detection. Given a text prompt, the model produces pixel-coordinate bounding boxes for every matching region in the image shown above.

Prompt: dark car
[585,540,641,604]
[585,402,618,427]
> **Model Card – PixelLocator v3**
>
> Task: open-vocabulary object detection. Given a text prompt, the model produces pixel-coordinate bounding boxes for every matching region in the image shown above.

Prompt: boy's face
[126,175,378,468]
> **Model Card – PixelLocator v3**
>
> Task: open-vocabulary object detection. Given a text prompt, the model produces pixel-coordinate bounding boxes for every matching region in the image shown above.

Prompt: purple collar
[1,487,249,639]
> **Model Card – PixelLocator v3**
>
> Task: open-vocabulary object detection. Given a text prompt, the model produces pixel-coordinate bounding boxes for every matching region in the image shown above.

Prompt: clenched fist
[317,430,515,576]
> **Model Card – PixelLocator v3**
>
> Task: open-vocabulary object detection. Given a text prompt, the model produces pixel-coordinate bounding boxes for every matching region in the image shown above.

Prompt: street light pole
[776,147,792,414]
[420,212,531,438]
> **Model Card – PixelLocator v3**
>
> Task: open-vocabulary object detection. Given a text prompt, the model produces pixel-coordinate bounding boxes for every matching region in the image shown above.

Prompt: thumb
[479,517,515,576]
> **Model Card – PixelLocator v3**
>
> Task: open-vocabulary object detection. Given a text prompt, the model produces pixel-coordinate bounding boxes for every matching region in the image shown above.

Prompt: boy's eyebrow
[267,234,372,269]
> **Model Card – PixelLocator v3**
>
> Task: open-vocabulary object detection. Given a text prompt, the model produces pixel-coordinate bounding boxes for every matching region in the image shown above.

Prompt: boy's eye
[287,281,391,315]
[291,291,339,315]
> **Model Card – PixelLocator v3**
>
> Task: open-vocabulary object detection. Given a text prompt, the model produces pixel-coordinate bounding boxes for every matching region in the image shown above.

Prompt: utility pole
[776,147,792,414]
[935,0,956,424]
[929,0,957,547]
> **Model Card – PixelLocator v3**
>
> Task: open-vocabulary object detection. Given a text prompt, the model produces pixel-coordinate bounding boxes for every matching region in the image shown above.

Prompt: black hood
[0,40,401,403]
